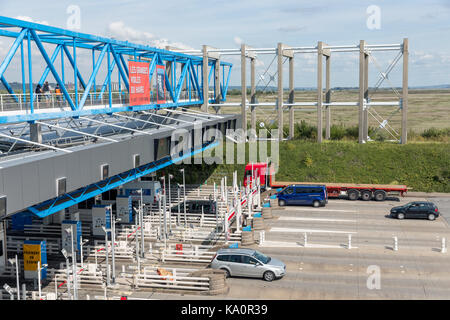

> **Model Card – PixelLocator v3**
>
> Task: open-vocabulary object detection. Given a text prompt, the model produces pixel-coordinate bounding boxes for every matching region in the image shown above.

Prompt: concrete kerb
[187,269,228,295]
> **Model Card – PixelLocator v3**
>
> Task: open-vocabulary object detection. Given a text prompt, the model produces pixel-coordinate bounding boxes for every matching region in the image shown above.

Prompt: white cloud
[108,21,154,44]
[233,36,243,46]
[15,16,49,26]
[107,21,193,50]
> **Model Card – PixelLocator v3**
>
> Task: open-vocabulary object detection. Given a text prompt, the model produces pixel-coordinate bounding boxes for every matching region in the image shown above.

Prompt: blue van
[277,184,328,207]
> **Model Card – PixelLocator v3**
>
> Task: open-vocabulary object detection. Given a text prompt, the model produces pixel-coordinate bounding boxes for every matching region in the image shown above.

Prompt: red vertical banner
[156,65,166,104]
[128,61,150,106]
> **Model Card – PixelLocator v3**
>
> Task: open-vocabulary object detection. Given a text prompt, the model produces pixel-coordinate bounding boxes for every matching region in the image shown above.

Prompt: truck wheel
[361,190,372,201]
[374,190,387,201]
[428,214,436,221]
[347,189,359,201]
[278,200,286,207]
[313,200,320,208]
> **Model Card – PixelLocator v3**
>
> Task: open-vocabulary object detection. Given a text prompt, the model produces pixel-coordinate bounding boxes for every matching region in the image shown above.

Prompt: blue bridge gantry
[0,16,239,220]
[0,16,232,125]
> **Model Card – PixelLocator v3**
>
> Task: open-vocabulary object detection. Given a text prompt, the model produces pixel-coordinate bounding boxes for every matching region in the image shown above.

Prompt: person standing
[42,81,51,101]
[55,84,62,105]
[35,84,42,102]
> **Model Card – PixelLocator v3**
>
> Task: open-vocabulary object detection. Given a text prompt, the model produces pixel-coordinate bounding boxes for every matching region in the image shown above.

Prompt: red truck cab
[243,163,269,189]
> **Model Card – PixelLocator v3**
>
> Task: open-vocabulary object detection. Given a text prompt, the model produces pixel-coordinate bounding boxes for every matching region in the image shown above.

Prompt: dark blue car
[277,184,328,207]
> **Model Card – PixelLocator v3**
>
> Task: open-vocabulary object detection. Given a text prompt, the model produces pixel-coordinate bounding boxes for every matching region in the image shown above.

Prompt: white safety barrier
[442,238,447,253]
[348,234,352,249]
[130,270,210,291]
[7,239,61,255]
[160,247,216,263]
[393,236,398,251]
[259,231,265,245]
[23,224,90,237]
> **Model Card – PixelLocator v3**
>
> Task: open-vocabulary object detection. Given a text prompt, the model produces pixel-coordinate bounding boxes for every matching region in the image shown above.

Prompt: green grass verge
[276,141,450,193]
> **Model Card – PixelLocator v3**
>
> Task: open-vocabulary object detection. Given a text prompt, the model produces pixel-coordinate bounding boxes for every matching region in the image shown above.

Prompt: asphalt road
[37,195,450,300]
[125,196,450,300]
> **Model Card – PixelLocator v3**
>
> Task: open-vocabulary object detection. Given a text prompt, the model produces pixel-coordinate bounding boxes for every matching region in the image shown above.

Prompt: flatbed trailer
[244,162,408,201]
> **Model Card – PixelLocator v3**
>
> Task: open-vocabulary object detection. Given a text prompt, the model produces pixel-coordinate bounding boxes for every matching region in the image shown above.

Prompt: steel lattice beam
[0,16,232,125]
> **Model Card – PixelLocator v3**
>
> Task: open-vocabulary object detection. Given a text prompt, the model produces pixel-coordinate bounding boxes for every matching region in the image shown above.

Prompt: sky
[0,0,449,87]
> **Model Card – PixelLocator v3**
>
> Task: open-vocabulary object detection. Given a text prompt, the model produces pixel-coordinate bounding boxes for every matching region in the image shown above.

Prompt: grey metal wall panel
[37,158,54,200]
[91,144,110,180]
[52,154,68,189]
[76,148,92,192]
[110,141,129,177]
[2,166,23,214]
[21,162,40,206]
[65,151,82,192]
[0,114,240,216]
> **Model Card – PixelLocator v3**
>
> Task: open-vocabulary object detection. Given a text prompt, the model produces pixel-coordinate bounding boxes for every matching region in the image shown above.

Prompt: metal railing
[0,90,201,113]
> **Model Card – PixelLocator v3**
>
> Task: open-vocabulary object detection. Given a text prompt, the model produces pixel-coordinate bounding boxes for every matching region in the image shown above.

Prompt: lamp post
[162,194,167,248]
[177,184,181,226]
[37,261,48,300]
[111,216,121,284]
[80,238,89,269]
[101,226,110,287]
[179,168,187,227]
[65,227,78,300]
[139,189,144,259]
[8,255,20,300]
[168,174,174,233]
[61,248,71,300]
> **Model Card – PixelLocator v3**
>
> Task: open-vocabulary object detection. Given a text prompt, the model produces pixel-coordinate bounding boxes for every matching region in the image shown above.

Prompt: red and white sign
[129,61,150,106]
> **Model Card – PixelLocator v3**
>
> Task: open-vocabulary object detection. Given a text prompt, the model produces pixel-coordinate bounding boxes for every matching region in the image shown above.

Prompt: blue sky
[0,0,449,87]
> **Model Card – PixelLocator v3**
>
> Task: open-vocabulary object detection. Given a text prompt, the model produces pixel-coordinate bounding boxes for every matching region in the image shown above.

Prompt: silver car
[210,248,286,281]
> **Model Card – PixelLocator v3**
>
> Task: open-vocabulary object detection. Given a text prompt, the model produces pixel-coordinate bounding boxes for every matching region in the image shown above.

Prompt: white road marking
[278,217,356,222]
[284,208,357,213]
[269,227,357,234]
[259,240,355,249]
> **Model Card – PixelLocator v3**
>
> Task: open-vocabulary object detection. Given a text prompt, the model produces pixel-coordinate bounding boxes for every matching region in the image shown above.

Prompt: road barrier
[126,266,210,291]
[7,238,61,255]
[23,224,90,237]
[393,236,398,251]
[160,246,216,263]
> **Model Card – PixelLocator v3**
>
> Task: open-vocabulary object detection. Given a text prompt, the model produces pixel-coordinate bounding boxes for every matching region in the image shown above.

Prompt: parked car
[170,199,216,215]
[390,201,440,220]
[210,248,286,281]
[277,184,327,207]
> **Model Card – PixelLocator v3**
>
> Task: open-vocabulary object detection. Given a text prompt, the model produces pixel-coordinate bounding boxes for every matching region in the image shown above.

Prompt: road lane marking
[259,240,354,249]
[269,227,357,234]
[278,217,356,222]
[283,208,357,212]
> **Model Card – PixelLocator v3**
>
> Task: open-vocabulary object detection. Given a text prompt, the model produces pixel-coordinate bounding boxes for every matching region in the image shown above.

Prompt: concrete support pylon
[277,43,283,141]
[358,40,366,143]
[317,41,323,143]
[325,55,331,140]
[363,47,369,142]
[30,122,42,144]
[241,44,247,132]
[288,55,294,139]
[250,56,256,133]
[401,38,409,144]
